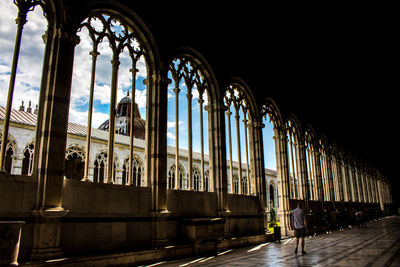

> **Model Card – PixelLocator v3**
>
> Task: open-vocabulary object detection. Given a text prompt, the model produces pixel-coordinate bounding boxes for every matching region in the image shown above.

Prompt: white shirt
[292,208,306,229]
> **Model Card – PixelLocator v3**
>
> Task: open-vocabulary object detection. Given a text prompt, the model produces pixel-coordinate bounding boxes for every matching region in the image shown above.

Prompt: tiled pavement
[141,216,400,267]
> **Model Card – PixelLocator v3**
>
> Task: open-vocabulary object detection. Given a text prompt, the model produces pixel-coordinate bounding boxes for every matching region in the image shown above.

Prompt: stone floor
[139,216,400,267]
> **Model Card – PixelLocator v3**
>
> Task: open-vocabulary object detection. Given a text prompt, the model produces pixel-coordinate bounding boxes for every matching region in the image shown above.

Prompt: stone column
[350,164,358,202]
[313,148,324,203]
[326,153,335,203]
[31,26,79,260]
[145,71,170,246]
[336,158,344,202]
[209,100,229,211]
[225,108,234,193]
[294,142,303,200]
[173,86,180,189]
[275,130,291,236]
[234,107,243,194]
[344,160,352,202]
[250,121,267,233]
[377,180,384,211]
[198,96,205,191]
[243,114,250,195]
[106,56,120,184]
[207,99,230,237]
[186,88,193,190]
[83,50,99,181]
[298,141,310,209]
[357,167,364,203]
[0,2,30,171]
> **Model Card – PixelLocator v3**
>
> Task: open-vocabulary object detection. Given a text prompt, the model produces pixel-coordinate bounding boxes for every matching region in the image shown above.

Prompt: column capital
[111,56,120,70]
[173,86,181,94]
[252,121,265,129]
[56,28,80,46]
[143,73,171,86]
[186,91,192,100]
[89,50,100,58]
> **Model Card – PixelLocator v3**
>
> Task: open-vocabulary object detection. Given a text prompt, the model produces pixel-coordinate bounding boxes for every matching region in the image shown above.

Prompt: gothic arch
[167,162,186,190]
[0,133,16,174]
[21,141,35,176]
[304,125,319,200]
[227,77,259,121]
[65,145,85,180]
[170,47,220,102]
[261,98,284,134]
[93,150,119,183]
[122,154,144,186]
[285,113,304,142]
[73,1,160,75]
[224,79,258,196]
[167,47,218,192]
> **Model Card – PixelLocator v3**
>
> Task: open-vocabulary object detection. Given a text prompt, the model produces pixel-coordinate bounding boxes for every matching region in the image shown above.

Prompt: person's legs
[301,237,306,254]
[295,236,299,253]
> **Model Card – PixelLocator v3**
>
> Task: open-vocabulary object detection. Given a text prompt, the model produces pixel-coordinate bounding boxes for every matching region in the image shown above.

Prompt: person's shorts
[295,228,306,238]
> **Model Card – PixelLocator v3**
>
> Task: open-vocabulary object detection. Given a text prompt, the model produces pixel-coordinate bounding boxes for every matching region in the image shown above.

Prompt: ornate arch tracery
[65,145,85,180]
[74,11,148,185]
[224,81,257,196]
[167,50,214,191]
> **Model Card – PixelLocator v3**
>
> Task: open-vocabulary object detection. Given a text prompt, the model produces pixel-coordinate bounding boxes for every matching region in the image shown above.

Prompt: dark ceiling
[117,2,398,202]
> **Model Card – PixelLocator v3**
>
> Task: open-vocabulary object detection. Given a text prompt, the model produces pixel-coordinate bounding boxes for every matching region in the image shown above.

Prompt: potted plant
[269,208,281,241]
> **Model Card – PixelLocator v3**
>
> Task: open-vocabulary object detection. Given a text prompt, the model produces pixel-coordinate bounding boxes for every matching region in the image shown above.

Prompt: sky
[0,1,277,171]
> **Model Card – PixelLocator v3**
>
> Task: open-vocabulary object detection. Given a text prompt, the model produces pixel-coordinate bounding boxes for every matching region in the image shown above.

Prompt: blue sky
[0,2,277,170]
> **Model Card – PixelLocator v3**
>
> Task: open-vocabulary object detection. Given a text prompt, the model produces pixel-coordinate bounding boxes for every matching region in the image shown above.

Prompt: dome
[98,92,146,139]
[120,95,131,104]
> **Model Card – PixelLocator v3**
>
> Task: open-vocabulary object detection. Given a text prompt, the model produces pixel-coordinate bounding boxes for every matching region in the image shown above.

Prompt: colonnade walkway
[141,216,400,267]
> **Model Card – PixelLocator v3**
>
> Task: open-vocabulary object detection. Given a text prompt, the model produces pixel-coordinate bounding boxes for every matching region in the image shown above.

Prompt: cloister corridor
[147,216,400,267]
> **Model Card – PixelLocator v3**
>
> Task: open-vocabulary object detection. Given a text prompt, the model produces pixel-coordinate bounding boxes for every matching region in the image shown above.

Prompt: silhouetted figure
[292,203,307,255]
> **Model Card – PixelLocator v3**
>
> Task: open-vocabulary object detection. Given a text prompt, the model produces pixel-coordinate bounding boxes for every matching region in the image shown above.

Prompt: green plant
[269,208,277,227]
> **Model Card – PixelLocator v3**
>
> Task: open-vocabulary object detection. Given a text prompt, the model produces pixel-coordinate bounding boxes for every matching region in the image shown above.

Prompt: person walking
[292,202,307,254]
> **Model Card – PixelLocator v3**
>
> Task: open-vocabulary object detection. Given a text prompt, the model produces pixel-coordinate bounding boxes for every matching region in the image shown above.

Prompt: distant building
[0,98,279,210]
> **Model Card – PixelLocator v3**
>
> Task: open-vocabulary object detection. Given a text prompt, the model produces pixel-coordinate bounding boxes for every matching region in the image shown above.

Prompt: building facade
[0,1,393,265]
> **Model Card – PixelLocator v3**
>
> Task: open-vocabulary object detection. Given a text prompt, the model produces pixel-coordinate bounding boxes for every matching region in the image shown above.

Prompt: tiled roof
[0,106,144,148]
[1,105,276,174]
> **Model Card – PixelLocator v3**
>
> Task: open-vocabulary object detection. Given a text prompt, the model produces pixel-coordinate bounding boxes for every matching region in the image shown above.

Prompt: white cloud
[0,3,45,109]
[0,4,148,129]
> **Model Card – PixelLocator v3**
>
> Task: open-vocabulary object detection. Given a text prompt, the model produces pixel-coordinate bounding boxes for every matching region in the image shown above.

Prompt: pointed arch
[261,98,284,134]
[167,162,186,190]
[65,144,85,180]
[304,125,320,201]
[224,78,258,195]
[167,47,219,191]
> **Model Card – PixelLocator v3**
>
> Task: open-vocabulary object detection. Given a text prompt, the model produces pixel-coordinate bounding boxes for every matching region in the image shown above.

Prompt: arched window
[330,144,341,201]
[269,184,275,209]
[224,84,253,195]
[193,166,201,191]
[122,155,143,186]
[232,173,239,194]
[204,170,210,192]
[65,146,85,180]
[167,163,185,190]
[93,152,117,183]
[305,130,317,200]
[0,134,15,174]
[0,2,45,172]
[70,12,148,185]
[260,104,278,172]
[319,139,330,201]
[21,143,34,175]
[286,118,300,199]
[167,56,209,191]
[242,176,248,195]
